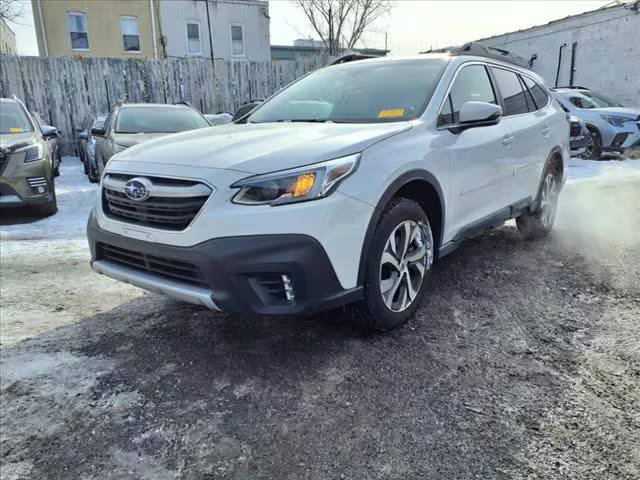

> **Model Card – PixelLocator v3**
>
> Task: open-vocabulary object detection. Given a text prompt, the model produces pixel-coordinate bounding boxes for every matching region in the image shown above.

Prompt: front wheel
[516,167,559,239]
[351,198,434,331]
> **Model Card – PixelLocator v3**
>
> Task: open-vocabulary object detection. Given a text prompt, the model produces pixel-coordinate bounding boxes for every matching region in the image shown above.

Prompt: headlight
[601,115,630,128]
[231,154,360,206]
[17,143,44,163]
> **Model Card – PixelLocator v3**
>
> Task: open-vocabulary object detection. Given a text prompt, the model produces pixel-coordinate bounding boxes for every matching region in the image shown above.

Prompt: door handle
[502,135,515,147]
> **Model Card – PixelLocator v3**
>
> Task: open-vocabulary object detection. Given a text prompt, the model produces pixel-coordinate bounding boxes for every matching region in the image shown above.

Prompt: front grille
[569,121,582,137]
[97,242,207,287]
[102,174,212,231]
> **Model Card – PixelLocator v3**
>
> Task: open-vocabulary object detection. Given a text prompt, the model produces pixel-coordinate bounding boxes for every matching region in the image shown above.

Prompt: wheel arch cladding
[357,170,444,286]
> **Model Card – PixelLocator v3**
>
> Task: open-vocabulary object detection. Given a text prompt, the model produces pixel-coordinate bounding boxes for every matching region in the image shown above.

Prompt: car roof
[118,103,193,109]
[326,52,544,84]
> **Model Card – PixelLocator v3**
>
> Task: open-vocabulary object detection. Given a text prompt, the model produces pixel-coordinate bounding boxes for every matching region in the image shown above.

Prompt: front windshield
[248,58,448,124]
[115,107,209,134]
[565,91,623,109]
[0,102,34,134]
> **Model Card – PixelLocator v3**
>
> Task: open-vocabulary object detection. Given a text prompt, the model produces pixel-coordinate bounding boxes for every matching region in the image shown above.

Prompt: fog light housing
[27,176,48,194]
[281,274,295,302]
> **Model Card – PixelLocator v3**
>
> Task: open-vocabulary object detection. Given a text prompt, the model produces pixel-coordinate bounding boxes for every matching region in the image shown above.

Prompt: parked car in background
[569,115,590,158]
[232,99,264,122]
[77,113,105,176]
[33,113,62,176]
[204,113,232,126]
[91,103,210,176]
[552,87,640,159]
[88,44,568,331]
[84,115,107,183]
[0,97,57,216]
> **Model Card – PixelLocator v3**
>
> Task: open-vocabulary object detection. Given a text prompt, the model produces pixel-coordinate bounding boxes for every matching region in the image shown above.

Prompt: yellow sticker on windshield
[378,109,405,119]
[10,127,24,133]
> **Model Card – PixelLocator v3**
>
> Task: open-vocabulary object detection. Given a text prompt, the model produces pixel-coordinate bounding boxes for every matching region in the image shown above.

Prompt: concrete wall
[32,0,159,58]
[478,4,640,107]
[159,0,270,61]
[0,18,17,55]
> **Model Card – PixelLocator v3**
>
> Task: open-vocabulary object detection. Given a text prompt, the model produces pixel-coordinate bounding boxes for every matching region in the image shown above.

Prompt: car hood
[112,122,412,174]
[0,132,40,151]
[588,107,639,118]
[112,132,174,148]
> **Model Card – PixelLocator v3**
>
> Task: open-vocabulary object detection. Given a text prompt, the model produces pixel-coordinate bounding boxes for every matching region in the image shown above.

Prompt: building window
[67,12,89,50]
[230,25,245,56]
[120,16,140,52]
[186,22,201,55]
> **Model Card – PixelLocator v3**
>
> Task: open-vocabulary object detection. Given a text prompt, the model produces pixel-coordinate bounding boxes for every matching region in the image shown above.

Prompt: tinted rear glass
[491,68,529,116]
[564,91,623,109]
[522,76,549,109]
[249,59,448,124]
[115,106,209,134]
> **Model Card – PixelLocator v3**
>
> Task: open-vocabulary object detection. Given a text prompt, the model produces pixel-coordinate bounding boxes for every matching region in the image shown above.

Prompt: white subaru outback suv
[88,43,568,331]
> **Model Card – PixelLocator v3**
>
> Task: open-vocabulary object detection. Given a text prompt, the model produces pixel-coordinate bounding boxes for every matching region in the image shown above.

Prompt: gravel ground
[1,160,639,479]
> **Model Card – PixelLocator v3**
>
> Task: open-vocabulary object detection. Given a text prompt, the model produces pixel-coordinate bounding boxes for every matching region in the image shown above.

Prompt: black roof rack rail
[423,42,530,69]
[330,53,377,65]
[550,85,590,90]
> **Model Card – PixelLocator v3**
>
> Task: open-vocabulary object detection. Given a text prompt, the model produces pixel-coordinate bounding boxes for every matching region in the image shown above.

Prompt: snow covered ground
[1,156,639,242]
[566,157,640,185]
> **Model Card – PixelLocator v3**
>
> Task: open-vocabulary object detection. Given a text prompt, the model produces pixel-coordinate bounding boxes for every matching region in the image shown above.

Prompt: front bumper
[87,212,363,315]
[570,135,588,154]
[0,151,53,208]
[599,121,640,152]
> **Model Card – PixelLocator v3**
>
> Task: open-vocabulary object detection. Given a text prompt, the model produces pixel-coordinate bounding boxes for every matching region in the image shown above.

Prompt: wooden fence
[0,54,330,154]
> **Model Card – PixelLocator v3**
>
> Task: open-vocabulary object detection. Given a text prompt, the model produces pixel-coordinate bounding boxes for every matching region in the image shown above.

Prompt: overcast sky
[8,0,610,57]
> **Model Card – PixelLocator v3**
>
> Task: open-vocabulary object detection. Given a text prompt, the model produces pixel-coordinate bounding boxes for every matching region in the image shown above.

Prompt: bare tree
[296,0,391,55]
[0,0,25,23]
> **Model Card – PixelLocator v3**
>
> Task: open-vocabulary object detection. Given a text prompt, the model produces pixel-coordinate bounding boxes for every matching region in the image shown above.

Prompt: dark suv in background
[91,103,210,176]
[0,97,57,217]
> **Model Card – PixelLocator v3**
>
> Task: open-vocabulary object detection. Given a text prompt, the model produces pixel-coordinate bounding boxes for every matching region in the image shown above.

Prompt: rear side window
[439,64,497,125]
[491,67,529,116]
[522,76,549,109]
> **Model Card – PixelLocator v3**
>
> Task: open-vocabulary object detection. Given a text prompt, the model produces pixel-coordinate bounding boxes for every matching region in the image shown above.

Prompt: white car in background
[552,86,640,159]
[88,43,569,331]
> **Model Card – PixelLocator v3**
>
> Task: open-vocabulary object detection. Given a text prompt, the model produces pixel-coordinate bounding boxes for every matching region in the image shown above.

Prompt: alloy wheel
[539,173,558,229]
[379,220,433,312]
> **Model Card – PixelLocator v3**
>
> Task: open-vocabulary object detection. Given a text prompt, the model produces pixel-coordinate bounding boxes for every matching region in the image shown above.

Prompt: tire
[88,162,99,183]
[350,198,435,332]
[37,187,57,217]
[585,127,602,160]
[516,164,560,239]
[53,160,60,177]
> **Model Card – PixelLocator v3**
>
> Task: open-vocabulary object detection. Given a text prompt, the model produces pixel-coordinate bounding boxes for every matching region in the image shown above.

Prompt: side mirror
[41,125,58,138]
[459,101,503,126]
[91,126,106,137]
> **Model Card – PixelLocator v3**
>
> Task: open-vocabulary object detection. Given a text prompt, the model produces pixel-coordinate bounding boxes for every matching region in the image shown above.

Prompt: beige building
[1,17,17,55]
[32,0,161,58]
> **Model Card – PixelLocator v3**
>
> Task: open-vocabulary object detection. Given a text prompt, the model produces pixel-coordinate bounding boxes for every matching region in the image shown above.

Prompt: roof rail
[423,42,530,69]
[330,53,377,65]
[550,85,590,90]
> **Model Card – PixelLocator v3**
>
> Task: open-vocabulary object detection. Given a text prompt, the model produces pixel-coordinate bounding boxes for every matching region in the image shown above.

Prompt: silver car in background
[552,86,640,159]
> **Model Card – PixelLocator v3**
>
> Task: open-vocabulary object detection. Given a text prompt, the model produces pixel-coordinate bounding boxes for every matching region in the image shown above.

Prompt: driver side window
[438,64,497,126]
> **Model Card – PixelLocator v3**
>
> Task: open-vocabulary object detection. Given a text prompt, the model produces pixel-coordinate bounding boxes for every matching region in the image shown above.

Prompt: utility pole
[204,0,218,112]
[385,32,388,51]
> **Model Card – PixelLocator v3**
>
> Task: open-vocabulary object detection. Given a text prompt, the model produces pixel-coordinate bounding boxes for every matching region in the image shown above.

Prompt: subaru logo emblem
[123,177,152,201]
